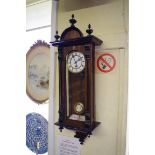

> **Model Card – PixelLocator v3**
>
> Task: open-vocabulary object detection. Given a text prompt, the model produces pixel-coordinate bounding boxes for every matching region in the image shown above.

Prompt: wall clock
[51,14,103,144]
[26,112,48,154]
[26,40,50,103]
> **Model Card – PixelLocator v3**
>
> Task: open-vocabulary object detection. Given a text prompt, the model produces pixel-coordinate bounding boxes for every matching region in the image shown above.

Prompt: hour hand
[74,61,78,67]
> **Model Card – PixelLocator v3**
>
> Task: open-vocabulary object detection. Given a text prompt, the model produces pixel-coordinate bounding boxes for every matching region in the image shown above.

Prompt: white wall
[54,0,128,155]
[26,0,51,30]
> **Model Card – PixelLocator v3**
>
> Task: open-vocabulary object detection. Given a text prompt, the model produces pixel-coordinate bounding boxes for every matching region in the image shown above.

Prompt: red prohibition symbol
[97,53,116,73]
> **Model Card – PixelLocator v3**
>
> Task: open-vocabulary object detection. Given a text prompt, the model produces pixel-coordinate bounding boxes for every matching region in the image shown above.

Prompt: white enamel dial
[67,51,85,73]
[74,102,84,114]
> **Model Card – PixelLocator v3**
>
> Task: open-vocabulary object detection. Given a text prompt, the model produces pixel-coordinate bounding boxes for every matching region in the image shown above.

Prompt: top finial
[86,24,93,35]
[54,30,60,41]
[69,14,77,27]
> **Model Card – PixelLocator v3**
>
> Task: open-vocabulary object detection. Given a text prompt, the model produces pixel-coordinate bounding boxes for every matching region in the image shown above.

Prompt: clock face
[74,102,84,114]
[67,51,85,73]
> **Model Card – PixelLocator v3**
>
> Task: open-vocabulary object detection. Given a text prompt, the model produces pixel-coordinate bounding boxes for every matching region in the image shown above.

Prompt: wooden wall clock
[51,15,103,144]
[26,40,50,104]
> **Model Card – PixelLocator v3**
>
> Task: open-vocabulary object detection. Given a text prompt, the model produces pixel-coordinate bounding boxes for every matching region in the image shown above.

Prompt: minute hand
[77,57,82,61]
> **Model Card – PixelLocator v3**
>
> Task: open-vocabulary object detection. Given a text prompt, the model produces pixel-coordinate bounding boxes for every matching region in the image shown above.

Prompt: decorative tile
[26,112,48,154]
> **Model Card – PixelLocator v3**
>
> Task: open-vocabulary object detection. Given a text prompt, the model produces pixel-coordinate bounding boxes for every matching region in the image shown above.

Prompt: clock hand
[73,58,78,67]
[74,61,78,67]
[78,57,82,61]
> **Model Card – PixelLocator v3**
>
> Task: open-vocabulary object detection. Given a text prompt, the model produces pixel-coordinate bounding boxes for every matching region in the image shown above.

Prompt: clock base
[74,121,101,144]
[55,121,101,144]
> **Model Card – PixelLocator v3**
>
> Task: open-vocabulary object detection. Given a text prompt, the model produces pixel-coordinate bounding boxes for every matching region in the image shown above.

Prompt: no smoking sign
[97,53,116,73]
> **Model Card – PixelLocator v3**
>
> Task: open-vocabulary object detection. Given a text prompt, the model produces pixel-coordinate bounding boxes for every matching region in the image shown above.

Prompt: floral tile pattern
[26,112,48,154]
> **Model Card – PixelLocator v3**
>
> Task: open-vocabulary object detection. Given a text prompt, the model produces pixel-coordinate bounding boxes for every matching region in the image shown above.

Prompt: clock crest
[51,14,103,144]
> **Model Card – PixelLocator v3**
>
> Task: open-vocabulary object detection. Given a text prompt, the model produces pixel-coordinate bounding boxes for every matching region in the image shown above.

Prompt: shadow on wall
[60,0,114,11]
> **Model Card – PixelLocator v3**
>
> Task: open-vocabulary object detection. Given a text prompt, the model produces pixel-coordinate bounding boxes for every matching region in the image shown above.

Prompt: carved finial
[86,24,93,35]
[69,14,77,27]
[54,30,60,41]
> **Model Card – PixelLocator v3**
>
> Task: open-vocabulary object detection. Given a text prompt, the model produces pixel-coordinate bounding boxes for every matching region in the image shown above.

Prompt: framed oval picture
[26,40,50,103]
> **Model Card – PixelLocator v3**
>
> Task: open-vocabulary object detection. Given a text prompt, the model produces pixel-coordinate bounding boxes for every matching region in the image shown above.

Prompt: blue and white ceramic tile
[26,112,48,154]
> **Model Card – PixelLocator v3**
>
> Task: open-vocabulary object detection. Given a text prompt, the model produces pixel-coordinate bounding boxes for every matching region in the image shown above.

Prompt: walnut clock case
[51,15,103,144]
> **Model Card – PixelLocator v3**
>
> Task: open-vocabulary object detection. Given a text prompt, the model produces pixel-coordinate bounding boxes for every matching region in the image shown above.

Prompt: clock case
[51,15,103,144]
